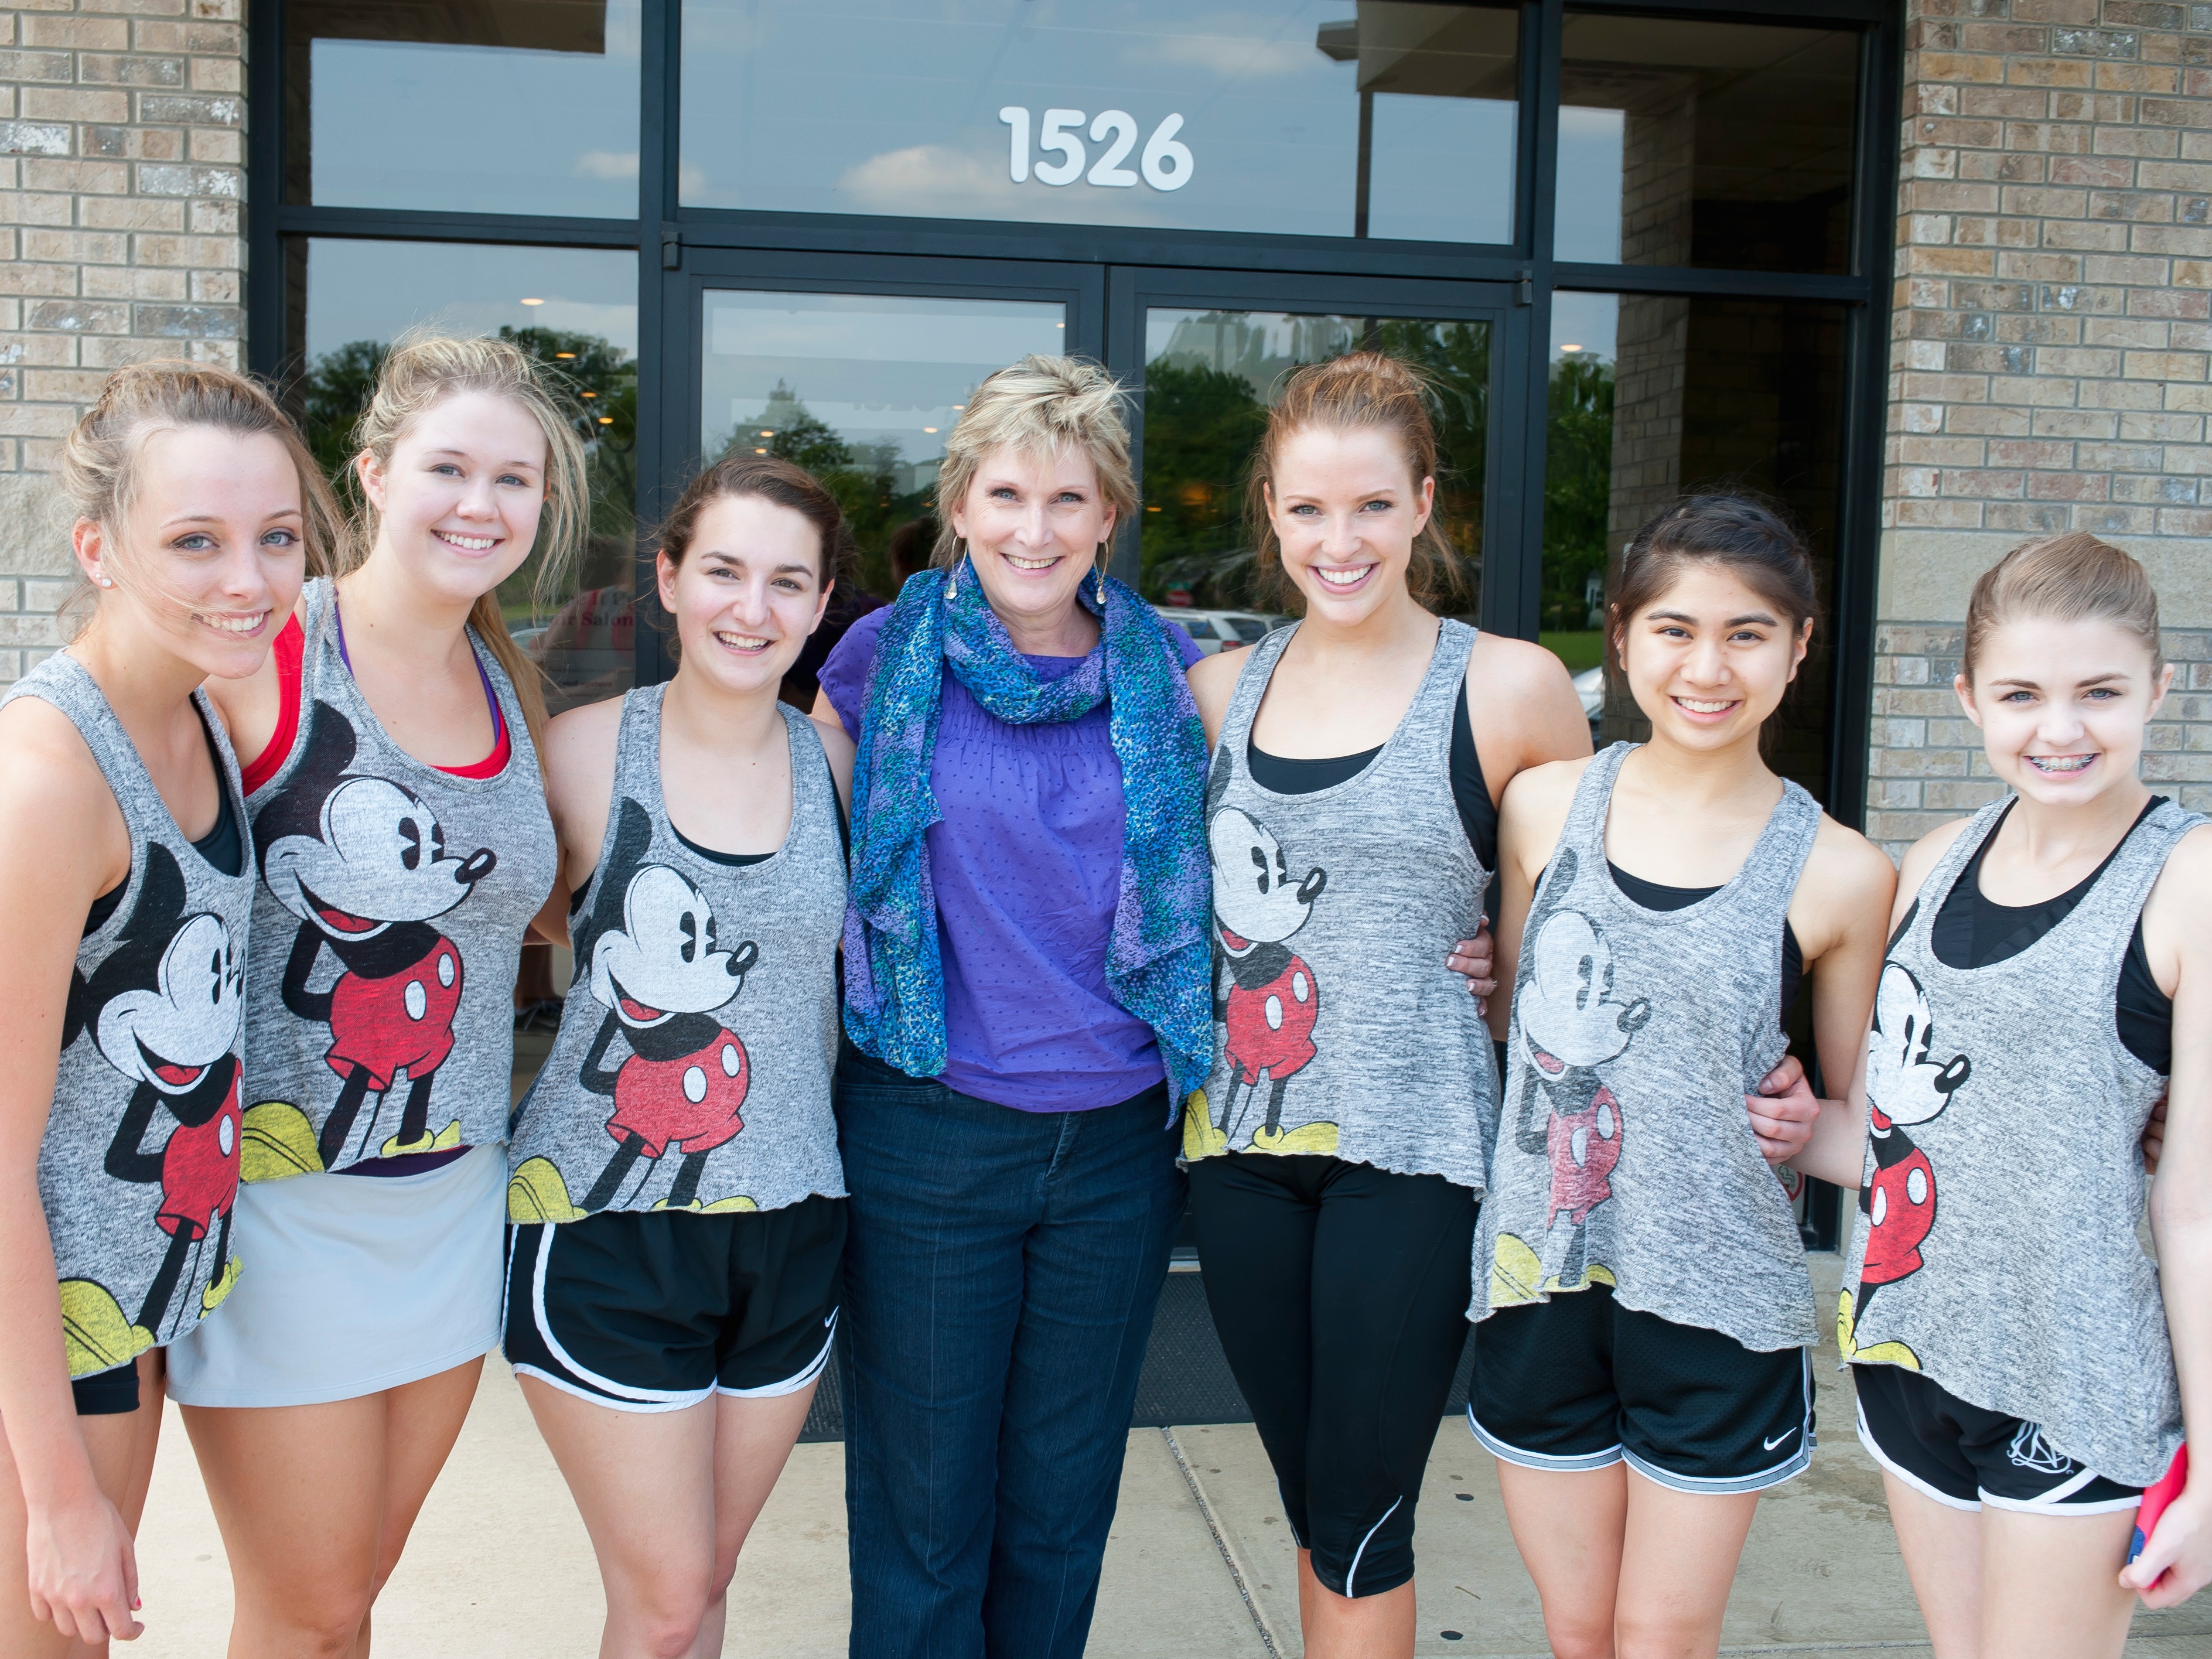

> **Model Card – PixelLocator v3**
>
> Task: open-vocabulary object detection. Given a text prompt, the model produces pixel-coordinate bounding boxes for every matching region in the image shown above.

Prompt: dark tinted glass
[286,0,641,217]
[292,238,640,713]
[1140,308,1489,610]
[1540,291,1848,800]
[1555,15,1858,274]
[680,1,1517,245]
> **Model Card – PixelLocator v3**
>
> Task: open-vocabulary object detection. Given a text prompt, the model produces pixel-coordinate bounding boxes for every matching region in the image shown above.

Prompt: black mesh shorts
[504,1194,845,1412]
[1853,1363,2145,1514]
[1470,1282,1814,1495]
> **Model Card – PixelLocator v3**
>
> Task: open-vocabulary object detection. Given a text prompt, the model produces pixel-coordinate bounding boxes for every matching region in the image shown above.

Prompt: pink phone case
[2129,1443,2189,1568]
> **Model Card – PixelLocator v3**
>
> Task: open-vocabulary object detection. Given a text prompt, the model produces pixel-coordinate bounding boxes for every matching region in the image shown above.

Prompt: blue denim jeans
[835,1045,1184,1659]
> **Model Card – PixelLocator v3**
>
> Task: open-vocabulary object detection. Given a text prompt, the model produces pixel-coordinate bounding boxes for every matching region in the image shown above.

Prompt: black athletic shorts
[504,1193,845,1412]
[71,1360,141,1416]
[1470,1282,1814,1495]
[1853,1363,2145,1514]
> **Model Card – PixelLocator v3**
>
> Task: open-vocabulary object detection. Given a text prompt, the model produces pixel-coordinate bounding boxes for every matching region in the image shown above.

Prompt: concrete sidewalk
[126,1346,2212,1657]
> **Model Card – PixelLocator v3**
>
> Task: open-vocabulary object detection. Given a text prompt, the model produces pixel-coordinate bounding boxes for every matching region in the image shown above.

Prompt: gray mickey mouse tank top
[4,653,253,1373]
[241,578,558,1176]
[1186,617,1494,1189]
[1841,795,2204,1487]
[1477,742,1821,1351]
[506,687,847,1221]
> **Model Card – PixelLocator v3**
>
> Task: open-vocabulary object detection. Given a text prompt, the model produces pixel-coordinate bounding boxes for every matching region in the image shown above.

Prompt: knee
[616,1569,718,1658]
[269,1595,375,1658]
[1539,1623,1615,1659]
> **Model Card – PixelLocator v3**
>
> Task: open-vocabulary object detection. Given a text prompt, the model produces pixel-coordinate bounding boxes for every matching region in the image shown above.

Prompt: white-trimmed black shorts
[503,1193,845,1412]
[1469,1282,1815,1496]
[1853,1363,2143,1515]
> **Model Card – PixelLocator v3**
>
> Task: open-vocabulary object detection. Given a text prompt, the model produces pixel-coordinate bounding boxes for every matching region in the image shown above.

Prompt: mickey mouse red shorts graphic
[254,703,496,1169]
[67,842,247,1347]
[1207,803,1326,1142]
[1839,960,1969,1368]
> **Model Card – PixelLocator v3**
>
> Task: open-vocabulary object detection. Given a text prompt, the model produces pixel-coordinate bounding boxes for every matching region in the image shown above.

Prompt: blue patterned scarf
[842,560,1212,1105]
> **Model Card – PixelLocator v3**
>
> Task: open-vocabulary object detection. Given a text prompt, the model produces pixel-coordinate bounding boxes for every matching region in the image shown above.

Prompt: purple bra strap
[332,593,504,740]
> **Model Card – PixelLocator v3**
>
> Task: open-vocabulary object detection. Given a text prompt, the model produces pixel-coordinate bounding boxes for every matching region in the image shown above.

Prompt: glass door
[1108,269,1523,635]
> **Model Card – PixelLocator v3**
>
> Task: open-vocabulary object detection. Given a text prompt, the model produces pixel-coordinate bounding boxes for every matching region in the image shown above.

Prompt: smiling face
[1955,616,2169,806]
[264,774,491,937]
[1264,425,1433,622]
[359,390,547,606]
[1616,561,1812,753]
[74,425,308,678]
[95,910,245,1091]
[658,493,831,698]
[589,863,749,1028]
[1209,807,1323,953]
[950,445,1115,637]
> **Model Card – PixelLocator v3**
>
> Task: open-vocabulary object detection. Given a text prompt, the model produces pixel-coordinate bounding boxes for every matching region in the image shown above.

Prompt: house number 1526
[998,107,1194,192]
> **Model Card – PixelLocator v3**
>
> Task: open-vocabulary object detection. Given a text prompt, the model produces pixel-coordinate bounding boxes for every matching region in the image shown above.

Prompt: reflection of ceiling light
[1147,506,1161,513]
[760,429,774,436]
[755,447,767,455]
[582,391,596,398]
[1055,322,1064,328]
[555,351,575,359]
[521,297,545,306]
[923,426,937,433]
[953,404,965,410]
[598,416,613,424]
[1561,343,1581,352]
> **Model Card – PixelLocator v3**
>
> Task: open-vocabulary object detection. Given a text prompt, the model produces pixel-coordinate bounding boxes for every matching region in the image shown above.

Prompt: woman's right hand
[25,1480,142,1643]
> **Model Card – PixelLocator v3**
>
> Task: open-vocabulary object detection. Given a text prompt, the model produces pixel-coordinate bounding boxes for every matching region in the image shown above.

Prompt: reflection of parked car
[1153,607,1288,655]
[1573,665,1605,746]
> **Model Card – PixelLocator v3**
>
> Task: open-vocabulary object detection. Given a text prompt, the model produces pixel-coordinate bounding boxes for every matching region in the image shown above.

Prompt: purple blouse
[821,605,1205,1113]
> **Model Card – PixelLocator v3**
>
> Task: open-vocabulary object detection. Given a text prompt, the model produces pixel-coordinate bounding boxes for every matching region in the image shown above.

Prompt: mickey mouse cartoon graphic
[561,800,759,1213]
[1838,959,1969,1368]
[63,842,247,1356]
[1207,797,1326,1144]
[1491,851,1650,1302]
[253,702,495,1169]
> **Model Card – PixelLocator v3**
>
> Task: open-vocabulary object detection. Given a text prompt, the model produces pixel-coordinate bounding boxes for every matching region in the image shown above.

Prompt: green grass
[1539,630,1605,674]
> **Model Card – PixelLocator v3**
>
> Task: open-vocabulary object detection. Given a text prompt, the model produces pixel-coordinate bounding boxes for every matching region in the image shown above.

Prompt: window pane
[680,1,1516,245]
[288,0,642,217]
[1140,309,1487,610]
[1540,291,1848,800]
[295,239,640,714]
[1554,15,1858,274]
[699,290,1068,598]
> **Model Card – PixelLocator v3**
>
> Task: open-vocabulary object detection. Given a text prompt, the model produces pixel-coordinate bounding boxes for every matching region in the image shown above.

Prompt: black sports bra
[1245,669,1498,870]
[1927,797,2172,1073]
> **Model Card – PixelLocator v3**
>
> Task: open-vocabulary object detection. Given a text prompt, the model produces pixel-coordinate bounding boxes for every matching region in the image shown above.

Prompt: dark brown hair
[659,452,851,590]
[1609,493,1821,673]
[1962,531,2160,682]
[1244,351,1469,610]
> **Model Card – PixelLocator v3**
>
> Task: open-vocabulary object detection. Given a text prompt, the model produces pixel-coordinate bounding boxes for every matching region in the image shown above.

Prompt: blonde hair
[1962,532,2162,682]
[340,332,589,753]
[1244,351,1468,611]
[58,360,339,639]
[932,355,1137,571]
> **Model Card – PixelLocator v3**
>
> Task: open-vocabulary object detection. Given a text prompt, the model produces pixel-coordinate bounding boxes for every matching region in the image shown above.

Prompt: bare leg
[1979,1504,2136,1659]
[1294,1548,1417,1659]
[1877,1470,1982,1659]
[1612,1471,1760,1659]
[519,1373,817,1658]
[1493,1461,1629,1659]
[182,1356,482,1658]
[2,1351,166,1659]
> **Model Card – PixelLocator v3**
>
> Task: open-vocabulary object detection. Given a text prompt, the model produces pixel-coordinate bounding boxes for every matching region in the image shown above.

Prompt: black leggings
[1188,1152,1479,1599]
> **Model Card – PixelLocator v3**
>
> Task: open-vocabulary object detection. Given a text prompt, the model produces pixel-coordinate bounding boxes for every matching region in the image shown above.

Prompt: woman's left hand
[2122,1481,2212,1608]
[1446,920,1494,1015]
[1748,1055,1818,1166]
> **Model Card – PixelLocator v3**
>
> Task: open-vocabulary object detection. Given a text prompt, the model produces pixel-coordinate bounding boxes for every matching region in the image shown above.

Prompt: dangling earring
[1094,552,1107,607]
[946,547,960,602]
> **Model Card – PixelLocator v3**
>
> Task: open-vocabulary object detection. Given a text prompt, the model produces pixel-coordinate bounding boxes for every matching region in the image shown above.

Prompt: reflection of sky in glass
[304,241,639,363]
[1549,291,1618,365]
[680,0,1516,243]
[701,291,1067,474]
[1146,309,1364,393]
[308,2,641,217]
[1553,106,1625,264]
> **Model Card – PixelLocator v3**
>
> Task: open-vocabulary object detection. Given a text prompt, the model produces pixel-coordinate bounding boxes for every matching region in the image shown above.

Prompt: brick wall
[1875,0,2212,851]
[0,0,244,679]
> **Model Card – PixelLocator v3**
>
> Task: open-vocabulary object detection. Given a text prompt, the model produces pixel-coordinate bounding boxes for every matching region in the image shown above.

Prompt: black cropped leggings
[1187,1151,1479,1599]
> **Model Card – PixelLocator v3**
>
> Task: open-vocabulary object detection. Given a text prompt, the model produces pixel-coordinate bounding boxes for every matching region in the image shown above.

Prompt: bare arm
[1186,650,1243,751]
[527,698,623,950]
[2125,825,2212,1607]
[1776,819,1897,1186]
[811,715,856,818]
[0,698,144,1644]
[1490,759,1588,1043]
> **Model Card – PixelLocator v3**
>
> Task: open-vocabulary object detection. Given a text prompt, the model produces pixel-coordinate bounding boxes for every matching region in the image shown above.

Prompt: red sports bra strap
[241,613,305,794]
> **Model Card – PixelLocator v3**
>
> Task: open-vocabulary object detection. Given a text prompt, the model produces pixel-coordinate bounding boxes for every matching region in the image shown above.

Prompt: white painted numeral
[999,105,1030,183]
[1087,110,1139,186]
[1035,108,1087,186]
[1142,112,1194,191]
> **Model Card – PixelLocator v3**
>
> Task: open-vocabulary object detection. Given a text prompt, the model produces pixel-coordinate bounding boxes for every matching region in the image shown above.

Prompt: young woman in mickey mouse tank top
[183,336,575,1654]
[504,455,853,1658]
[1791,534,2212,1654]
[0,363,327,1653]
[1478,497,1896,1659]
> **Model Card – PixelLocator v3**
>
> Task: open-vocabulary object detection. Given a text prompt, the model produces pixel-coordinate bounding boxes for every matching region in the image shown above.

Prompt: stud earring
[97,575,113,588]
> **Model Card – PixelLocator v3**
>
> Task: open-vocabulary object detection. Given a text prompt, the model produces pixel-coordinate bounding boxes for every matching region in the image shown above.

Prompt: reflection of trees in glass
[722,380,928,599]
[1541,354,1614,636]
[293,325,639,615]
[1137,314,1490,613]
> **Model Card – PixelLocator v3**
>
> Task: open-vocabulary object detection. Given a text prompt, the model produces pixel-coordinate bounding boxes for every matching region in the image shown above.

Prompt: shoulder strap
[1903,796,2012,955]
